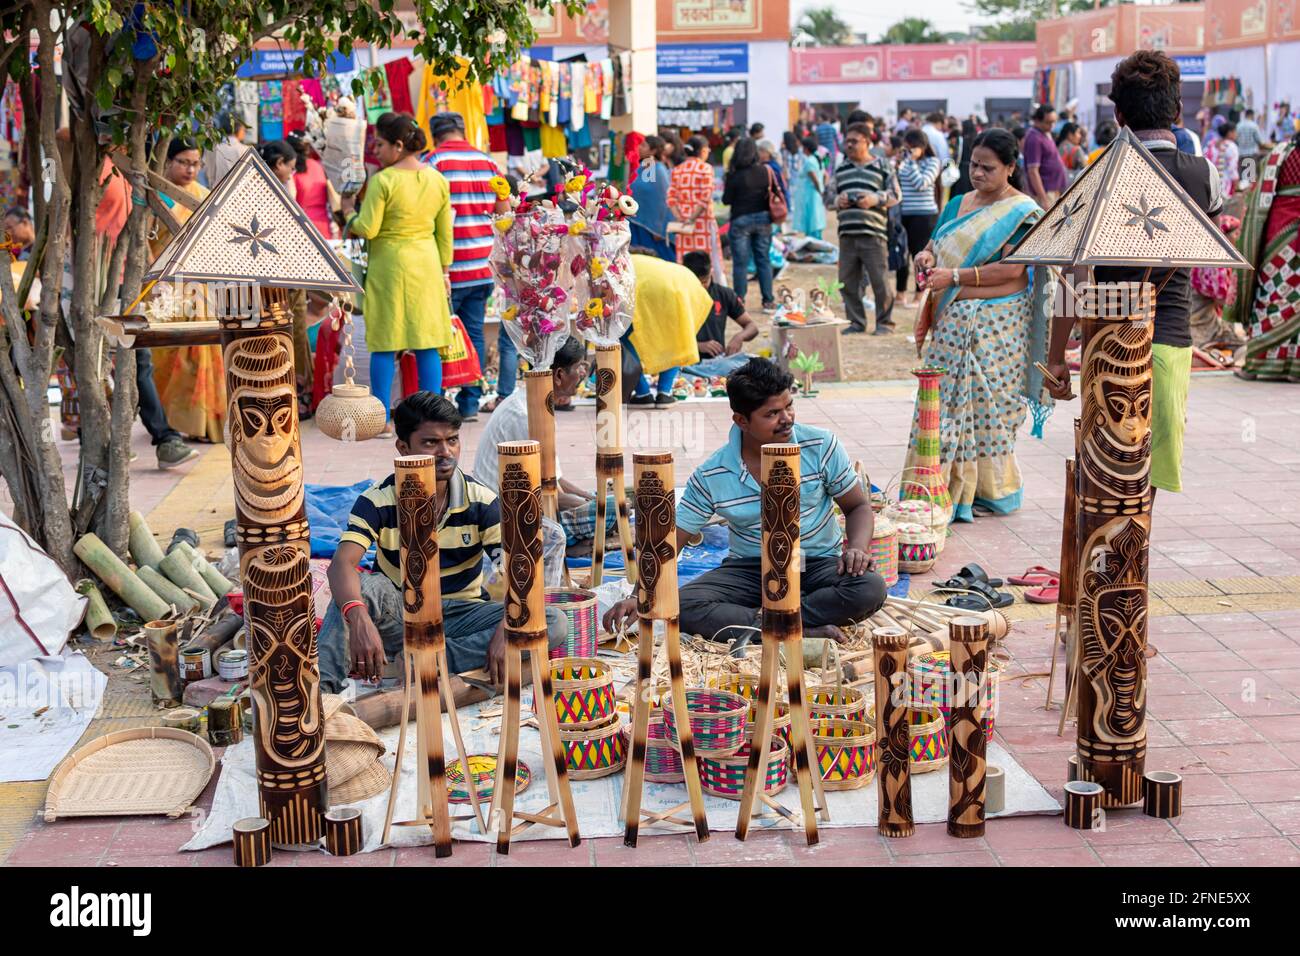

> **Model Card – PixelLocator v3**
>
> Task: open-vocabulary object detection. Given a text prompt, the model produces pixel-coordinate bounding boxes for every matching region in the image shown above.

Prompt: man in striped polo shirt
[427,113,512,420]
[835,123,898,334]
[320,393,565,692]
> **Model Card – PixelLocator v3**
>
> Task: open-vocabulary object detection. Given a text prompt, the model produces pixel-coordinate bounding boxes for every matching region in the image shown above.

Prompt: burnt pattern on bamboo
[634,470,675,616]
[233,818,272,867]
[761,458,798,604]
[224,296,324,845]
[1076,292,1152,807]
[325,810,363,856]
[874,633,914,837]
[947,619,989,838]
[500,462,542,636]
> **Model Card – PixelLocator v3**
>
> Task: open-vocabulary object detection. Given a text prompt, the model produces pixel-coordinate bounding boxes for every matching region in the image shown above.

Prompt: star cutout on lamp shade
[1123,194,1169,240]
[1051,195,1085,237]
[227,215,279,257]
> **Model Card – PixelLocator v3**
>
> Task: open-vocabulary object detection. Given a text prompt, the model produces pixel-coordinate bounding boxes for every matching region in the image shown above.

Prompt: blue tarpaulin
[306,480,374,561]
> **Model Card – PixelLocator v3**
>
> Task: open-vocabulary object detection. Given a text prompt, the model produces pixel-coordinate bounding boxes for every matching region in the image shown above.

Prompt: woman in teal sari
[905,129,1054,521]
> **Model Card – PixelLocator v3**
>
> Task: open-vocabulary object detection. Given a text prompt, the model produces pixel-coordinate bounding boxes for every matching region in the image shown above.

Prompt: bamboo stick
[947,616,989,838]
[174,541,234,599]
[127,511,166,570]
[73,533,170,622]
[138,566,200,615]
[208,697,244,746]
[524,369,559,521]
[873,626,914,837]
[158,550,218,610]
[145,620,183,708]
[75,579,116,641]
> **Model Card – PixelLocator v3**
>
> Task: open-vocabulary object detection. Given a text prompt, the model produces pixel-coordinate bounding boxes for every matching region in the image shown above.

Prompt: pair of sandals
[1007,565,1061,604]
[935,564,1015,611]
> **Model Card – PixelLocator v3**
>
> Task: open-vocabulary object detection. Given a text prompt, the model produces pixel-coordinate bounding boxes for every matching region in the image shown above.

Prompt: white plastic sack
[0,512,84,666]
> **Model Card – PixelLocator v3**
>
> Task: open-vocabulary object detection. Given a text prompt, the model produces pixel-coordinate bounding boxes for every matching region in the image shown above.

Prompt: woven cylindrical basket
[546,588,599,659]
[707,674,792,751]
[543,657,616,730]
[871,515,900,587]
[559,713,627,780]
[908,651,1002,741]
[896,521,938,574]
[811,718,876,791]
[886,497,948,555]
[908,706,949,773]
[807,685,869,724]
[663,687,749,758]
[699,735,789,800]
[628,714,685,783]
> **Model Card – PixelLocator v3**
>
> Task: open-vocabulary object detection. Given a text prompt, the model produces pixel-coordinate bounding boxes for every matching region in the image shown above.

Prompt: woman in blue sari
[793,136,827,239]
[905,129,1054,521]
[630,135,675,260]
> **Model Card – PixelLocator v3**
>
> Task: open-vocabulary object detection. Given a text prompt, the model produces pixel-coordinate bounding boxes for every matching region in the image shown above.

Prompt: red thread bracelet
[340,600,365,619]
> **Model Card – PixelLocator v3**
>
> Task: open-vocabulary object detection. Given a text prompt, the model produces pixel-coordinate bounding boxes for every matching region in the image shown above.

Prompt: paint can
[216,648,249,681]
[181,645,211,683]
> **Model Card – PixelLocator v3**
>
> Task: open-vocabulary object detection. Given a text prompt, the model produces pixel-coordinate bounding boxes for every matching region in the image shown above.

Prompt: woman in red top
[666,135,723,281]
[288,132,337,239]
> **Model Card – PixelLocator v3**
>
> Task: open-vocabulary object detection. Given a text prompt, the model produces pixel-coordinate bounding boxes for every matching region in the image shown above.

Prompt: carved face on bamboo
[1079,518,1148,747]
[875,647,913,820]
[397,471,438,615]
[500,462,541,630]
[762,457,798,604]
[225,334,303,523]
[240,542,323,767]
[1081,322,1152,497]
[634,470,675,614]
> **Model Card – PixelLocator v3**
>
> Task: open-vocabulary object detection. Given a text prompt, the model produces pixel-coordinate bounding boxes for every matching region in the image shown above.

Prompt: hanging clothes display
[283,79,306,134]
[570,62,586,131]
[600,57,614,120]
[235,81,260,144]
[363,66,392,122]
[385,57,415,114]
[259,81,284,141]
[539,123,567,158]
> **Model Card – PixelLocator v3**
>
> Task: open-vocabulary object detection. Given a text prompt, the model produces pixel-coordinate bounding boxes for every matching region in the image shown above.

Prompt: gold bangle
[975,266,981,287]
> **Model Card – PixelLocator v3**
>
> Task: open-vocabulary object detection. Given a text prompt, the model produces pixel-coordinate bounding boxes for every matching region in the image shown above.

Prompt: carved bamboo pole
[1074,281,1152,807]
[947,616,989,838]
[623,451,708,846]
[145,620,183,708]
[591,344,635,587]
[222,288,325,845]
[523,369,559,521]
[494,440,580,853]
[873,626,914,837]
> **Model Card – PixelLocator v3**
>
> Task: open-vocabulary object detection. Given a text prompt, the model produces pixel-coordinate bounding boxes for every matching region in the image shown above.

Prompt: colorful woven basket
[908,650,1002,741]
[698,735,788,800]
[707,674,792,752]
[807,685,869,724]
[546,588,599,659]
[663,687,749,758]
[446,754,531,804]
[896,522,938,574]
[871,515,900,587]
[544,657,616,730]
[632,713,686,783]
[811,718,876,791]
[559,713,627,780]
[885,498,948,555]
[908,706,949,773]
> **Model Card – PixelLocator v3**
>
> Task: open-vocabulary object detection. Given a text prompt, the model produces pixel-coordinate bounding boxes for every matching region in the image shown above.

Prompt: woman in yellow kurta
[149,140,223,443]
[347,112,453,427]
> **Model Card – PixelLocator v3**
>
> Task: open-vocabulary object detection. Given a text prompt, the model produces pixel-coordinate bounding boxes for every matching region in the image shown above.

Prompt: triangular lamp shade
[145,149,361,293]
[1005,126,1250,269]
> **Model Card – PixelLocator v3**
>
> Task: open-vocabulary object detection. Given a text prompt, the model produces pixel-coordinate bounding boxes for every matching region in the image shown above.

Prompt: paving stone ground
[6,371,1300,866]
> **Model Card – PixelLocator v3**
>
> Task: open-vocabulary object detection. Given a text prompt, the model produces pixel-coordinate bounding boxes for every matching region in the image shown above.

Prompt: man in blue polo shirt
[603,358,886,644]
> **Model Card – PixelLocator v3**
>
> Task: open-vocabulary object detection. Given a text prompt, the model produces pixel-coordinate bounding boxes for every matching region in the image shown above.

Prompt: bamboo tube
[1142,771,1182,819]
[1075,282,1152,808]
[523,369,559,521]
[624,451,709,846]
[174,541,234,599]
[947,616,989,838]
[137,566,200,615]
[188,611,243,655]
[208,697,244,746]
[591,343,635,587]
[158,550,218,610]
[75,579,116,641]
[73,533,170,623]
[161,707,202,734]
[232,817,272,867]
[145,620,183,708]
[325,808,364,856]
[872,626,914,837]
[127,511,166,570]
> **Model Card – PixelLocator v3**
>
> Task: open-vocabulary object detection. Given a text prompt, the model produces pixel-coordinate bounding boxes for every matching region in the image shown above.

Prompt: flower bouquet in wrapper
[489,174,573,369]
[564,170,638,347]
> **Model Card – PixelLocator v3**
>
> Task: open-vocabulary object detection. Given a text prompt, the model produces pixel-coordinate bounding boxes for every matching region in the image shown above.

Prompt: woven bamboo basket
[807,685,869,724]
[699,734,789,800]
[908,706,949,773]
[811,718,876,791]
[559,713,627,780]
[663,687,749,758]
[44,727,215,821]
[626,713,686,784]
[545,587,599,659]
[908,650,1003,741]
[616,682,671,719]
[446,754,532,804]
[707,673,793,750]
[543,657,617,729]
[896,521,939,574]
[871,514,900,587]
[885,480,948,556]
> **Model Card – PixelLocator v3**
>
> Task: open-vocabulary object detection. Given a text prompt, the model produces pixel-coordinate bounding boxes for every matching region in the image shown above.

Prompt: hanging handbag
[766,166,789,224]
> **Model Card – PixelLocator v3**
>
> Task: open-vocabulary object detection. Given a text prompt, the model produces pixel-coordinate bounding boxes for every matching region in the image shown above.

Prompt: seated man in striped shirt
[602,358,886,646]
[320,393,564,692]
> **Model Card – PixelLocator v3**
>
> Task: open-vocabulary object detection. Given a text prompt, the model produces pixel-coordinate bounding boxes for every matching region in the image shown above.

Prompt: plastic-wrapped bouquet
[489,175,573,369]
[563,170,638,346]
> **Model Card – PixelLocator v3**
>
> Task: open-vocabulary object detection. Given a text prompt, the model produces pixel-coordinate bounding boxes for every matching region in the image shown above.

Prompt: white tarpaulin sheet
[0,512,84,667]
[0,652,107,783]
[185,691,1060,853]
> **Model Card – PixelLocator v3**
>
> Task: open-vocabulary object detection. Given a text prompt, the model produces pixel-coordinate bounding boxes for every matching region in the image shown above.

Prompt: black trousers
[135,348,180,446]
[897,212,938,293]
[679,555,887,641]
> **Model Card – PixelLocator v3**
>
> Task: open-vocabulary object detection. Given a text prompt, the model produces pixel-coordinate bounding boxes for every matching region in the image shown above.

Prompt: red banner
[975,43,1038,79]
[790,47,884,84]
[886,44,975,82]
[791,43,1037,84]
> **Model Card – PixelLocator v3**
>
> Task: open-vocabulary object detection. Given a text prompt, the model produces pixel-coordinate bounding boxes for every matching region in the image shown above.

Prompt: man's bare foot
[805,624,849,643]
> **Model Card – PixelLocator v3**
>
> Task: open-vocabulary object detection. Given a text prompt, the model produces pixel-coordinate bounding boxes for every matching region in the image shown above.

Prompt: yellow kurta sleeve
[348,172,388,240]
[433,176,454,267]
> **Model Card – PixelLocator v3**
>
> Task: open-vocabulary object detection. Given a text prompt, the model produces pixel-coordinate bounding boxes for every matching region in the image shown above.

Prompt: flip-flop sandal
[943,593,993,612]
[946,578,1015,609]
[1007,565,1060,586]
[955,563,1004,589]
[1024,580,1061,604]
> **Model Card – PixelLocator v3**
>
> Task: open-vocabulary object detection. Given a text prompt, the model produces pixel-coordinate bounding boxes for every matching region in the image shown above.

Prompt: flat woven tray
[44,727,215,822]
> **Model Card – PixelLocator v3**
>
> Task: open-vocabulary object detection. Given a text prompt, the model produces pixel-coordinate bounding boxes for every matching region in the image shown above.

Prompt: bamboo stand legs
[591,345,635,588]
[592,454,636,588]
